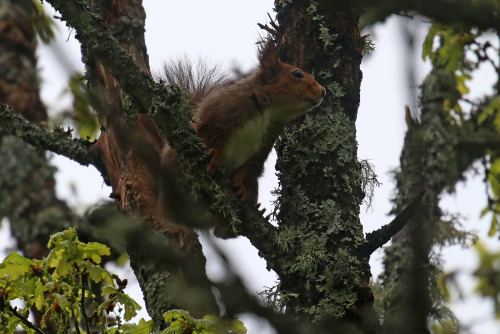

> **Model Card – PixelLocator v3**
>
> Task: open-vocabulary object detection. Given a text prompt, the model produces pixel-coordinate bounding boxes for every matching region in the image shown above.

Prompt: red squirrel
[160,42,326,208]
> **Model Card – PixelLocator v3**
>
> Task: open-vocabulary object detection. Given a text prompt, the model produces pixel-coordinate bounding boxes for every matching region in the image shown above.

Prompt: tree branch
[0,104,104,172]
[325,0,500,31]
[46,0,154,111]
[100,217,326,334]
[238,203,281,270]
[358,190,425,258]
[43,0,280,270]
[8,305,46,334]
[457,130,500,151]
[44,0,243,232]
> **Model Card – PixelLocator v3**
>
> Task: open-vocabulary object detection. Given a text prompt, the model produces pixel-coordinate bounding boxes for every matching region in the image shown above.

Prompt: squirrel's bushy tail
[154,57,228,106]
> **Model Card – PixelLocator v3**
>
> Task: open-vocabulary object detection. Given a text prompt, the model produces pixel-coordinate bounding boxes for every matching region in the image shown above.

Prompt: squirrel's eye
[291,70,304,78]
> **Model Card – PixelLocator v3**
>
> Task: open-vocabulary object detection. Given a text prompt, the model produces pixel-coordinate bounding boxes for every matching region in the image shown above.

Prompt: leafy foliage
[422,22,500,240]
[481,158,500,236]
[32,0,56,44]
[0,227,140,333]
[473,242,500,316]
[66,73,100,140]
[0,228,247,334]
[162,310,246,334]
[422,24,475,118]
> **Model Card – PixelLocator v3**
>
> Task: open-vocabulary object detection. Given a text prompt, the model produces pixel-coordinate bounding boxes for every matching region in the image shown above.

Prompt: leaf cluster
[162,310,246,334]
[422,24,479,118]
[473,241,500,316]
[0,228,248,334]
[422,22,500,239]
[0,227,140,334]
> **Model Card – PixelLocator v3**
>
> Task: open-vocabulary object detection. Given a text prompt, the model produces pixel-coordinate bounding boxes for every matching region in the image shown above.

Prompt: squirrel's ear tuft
[257,42,282,84]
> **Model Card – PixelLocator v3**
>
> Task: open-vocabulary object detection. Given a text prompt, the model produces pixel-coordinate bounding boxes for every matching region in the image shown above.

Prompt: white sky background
[1,0,499,333]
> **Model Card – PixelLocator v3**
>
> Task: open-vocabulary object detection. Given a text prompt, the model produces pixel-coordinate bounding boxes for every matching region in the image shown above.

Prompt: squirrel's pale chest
[220,110,274,172]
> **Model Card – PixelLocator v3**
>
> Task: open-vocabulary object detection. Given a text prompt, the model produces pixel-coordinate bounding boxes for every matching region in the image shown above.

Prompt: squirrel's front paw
[206,148,221,173]
[233,183,250,202]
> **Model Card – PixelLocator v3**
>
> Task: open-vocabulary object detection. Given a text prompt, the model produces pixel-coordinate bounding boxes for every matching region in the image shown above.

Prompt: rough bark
[379,68,482,332]
[0,2,84,331]
[7,1,499,332]
[0,0,80,260]
[335,0,500,31]
[77,0,217,324]
[272,1,378,332]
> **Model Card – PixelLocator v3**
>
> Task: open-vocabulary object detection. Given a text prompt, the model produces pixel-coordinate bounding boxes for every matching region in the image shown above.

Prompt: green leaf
[32,0,57,43]
[480,205,491,218]
[0,253,32,279]
[34,282,49,310]
[67,74,100,140]
[437,274,451,302]
[226,318,247,333]
[46,228,112,279]
[488,213,498,237]
[48,228,78,249]
[456,73,471,95]
[86,265,114,285]
[441,33,463,72]
[164,309,192,323]
[97,298,115,316]
[479,96,500,125]
[10,279,33,299]
[473,241,500,313]
[422,24,439,61]
[117,293,142,321]
[46,247,74,278]
[55,293,71,310]
[80,242,111,264]
[102,284,119,295]
[123,319,154,334]
[0,228,148,334]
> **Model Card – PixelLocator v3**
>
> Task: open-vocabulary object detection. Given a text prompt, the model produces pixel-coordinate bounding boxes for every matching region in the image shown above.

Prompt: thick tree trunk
[0,0,79,261]
[0,1,82,331]
[380,68,471,332]
[273,1,378,332]
[81,0,217,324]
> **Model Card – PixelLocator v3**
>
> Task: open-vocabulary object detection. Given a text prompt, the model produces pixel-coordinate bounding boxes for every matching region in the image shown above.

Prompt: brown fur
[158,42,325,227]
[156,57,227,106]
[193,42,326,204]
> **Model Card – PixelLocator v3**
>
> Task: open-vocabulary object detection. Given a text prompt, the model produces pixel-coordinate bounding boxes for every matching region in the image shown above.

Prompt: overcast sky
[1,1,499,333]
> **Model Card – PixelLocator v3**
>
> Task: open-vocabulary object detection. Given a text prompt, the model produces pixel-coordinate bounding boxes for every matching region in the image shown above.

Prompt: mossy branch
[149,85,278,247]
[359,190,425,258]
[457,131,500,151]
[43,0,278,263]
[328,0,500,30]
[239,203,280,269]
[46,0,154,111]
[0,104,102,170]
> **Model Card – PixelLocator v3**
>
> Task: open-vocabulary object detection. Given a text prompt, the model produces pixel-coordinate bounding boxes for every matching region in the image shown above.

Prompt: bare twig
[257,13,279,37]
[359,190,425,257]
[268,13,279,31]
[8,305,46,334]
[258,22,277,36]
[80,270,91,334]
[72,308,81,334]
